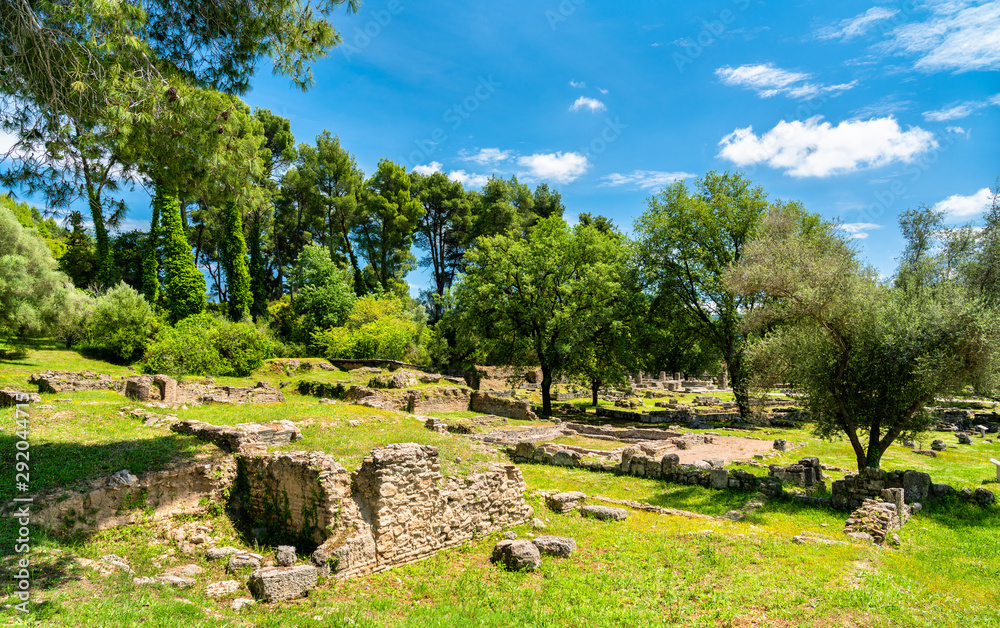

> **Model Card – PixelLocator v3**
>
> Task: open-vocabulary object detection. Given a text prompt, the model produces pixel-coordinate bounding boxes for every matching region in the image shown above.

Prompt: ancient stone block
[276,546,296,567]
[491,540,541,571]
[206,580,241,598]
[710,469,729,490]
[247,565,318,602]
[580,505,628,521]
[546,491,587,513]
[532,536,576,558]
[0,390,41,407]
[931,439,947,451]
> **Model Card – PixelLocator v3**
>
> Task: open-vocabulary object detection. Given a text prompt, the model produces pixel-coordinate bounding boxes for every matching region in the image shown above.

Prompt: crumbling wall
[124,375,284,404]
[470,392,539,422]
[831,468,935,510]
[234,444,532,579]
[30,370,125,393]
[25,453,235,533]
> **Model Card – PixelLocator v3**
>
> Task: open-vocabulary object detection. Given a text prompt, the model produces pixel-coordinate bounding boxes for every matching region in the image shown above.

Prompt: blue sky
[243,0,999,289]
[7,0,999,293]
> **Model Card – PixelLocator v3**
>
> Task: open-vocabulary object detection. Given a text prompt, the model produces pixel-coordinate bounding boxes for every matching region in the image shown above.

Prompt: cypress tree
[247,215,269,319]
[141,192,161,304]
[159,185,206,322]
[221,201,252,321]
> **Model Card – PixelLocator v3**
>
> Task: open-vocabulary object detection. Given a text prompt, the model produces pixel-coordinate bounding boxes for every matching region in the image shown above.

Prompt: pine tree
[58,211,98,288]
[159,185,206,322]
[221,201,252,321]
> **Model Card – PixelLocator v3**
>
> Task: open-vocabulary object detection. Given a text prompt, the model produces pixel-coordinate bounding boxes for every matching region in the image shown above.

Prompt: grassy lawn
[2,345,1000,627]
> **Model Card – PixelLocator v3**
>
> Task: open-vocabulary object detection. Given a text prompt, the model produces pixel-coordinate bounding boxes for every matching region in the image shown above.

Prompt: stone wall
[24,453,235,534]
[831,468,935,510]
[124,375,284,405]
[341,385,472,414]
[171,420,302,453]
[351,444,532,571]
[234,444,533,579]
[511,442,783,496]
[30,370,125,394]
[0,390,41,407]
[564,422,681,442]
[470,392,539,422]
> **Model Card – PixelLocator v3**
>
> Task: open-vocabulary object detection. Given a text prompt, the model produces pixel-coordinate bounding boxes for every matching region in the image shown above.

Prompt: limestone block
[533,536,576,558]
[710,469,729,490]
[546,491,586,513]
[247,565,318,602]
[580,505,628,521]
[491,540,541,571]
[276,545,296,567]
[205,580,241,598]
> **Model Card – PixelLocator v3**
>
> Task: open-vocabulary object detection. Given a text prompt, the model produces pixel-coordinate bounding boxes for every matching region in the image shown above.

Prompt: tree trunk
[726,350,753,420]
[86,188,113,287]
[540,364,553,417]
[591,378,601,407]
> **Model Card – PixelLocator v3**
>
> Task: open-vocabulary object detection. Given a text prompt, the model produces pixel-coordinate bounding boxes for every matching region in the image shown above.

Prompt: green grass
[3,344,1000,627]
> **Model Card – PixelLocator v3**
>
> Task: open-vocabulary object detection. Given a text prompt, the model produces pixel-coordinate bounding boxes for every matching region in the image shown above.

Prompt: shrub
[289,244,355,341]
[89,283,156,361]
[143,313,275,376]
[312,294,423,362]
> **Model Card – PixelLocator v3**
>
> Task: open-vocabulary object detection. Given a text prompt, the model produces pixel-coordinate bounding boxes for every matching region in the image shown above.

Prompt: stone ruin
[0,389,41,407]
[170,420,302,453]
[124,374,285,405]
[235,443,533,578]
[29,370,126,393]
[843,488,910,546]
[768,457,824,488]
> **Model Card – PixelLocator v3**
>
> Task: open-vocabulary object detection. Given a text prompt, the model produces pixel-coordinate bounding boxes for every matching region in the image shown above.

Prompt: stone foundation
[171,420,302,453]
[831,468,934,510]
[769,457,824,487]
[234,444,533,579]
[30,370,125,394]
[0,390,41,406]
[23,453,235,533]
[124,375,284,405]
[470,392,539,422]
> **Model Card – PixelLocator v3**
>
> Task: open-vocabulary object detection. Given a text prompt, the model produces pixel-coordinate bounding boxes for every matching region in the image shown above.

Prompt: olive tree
[727,207,1000,472]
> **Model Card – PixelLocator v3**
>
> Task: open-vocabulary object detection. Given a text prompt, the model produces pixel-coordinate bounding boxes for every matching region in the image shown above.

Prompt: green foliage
[0,200,77,339]
[144,313,274,376]
[221,201,253,321]
[158,186,207,323]
[356,159,425,294]
[312,294,422,361]
[88,283,156,362]
[141,197,161,304]
[730,207,1000,471]
[451,216,631,415]
[58,211,98,289]
[289,243,356,341]
[634,171,774,419]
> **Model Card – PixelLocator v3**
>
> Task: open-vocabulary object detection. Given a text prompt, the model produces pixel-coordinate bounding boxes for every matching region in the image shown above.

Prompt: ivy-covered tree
[159,188,206,322]
[58,211,98,289]
[221,201,253,320]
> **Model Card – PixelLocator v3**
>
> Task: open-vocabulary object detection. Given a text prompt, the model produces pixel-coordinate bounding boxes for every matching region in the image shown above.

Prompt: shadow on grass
[647,485,755,516]
[0,433,206,547]
[916,496,1000,530]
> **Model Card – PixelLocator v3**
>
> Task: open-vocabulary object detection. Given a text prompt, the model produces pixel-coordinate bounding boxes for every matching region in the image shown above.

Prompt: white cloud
[933,188,995,219]
[570,80,586,88]
[413,161,442,175]
[715,63,856,100]
[946,125,970,138]
[838,222,883,239]
[717,116,938,178]
[517,152,589,184]
[817,7,899,40]
[883,2,1000,72]
[599,88,609,94]
[922,93,1000,121]
[460,147,514,165]
[600,170,695,189]
[448,170,490,188]
[569,96,607,113]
